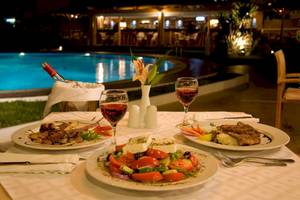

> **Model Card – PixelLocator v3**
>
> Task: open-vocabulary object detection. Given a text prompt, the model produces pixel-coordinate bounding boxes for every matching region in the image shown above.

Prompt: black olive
[106,153,112,161]
[134,151,146,160]
[183,151,191,159]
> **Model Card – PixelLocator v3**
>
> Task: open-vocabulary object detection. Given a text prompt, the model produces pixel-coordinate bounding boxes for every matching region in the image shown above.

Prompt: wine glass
[175,77,198,127]
[100,89,128,151]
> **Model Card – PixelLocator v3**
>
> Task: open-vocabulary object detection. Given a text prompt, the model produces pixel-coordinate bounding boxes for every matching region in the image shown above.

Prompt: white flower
[132,58,152,85]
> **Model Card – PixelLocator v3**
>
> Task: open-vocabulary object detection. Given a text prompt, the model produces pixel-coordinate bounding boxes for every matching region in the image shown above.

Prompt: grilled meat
[31,121,94,145]
[218,122,261,146]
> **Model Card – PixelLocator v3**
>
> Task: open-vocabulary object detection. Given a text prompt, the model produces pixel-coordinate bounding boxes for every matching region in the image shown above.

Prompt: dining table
[0,111,300,200]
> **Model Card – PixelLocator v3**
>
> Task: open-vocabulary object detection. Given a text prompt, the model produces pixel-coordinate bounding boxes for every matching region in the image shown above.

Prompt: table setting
[0,65,300,200]
[0,110,300,200]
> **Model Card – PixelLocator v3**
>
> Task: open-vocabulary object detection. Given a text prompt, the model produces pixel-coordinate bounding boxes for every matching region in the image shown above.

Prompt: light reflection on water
[96,63,104,83]
[0,53,174,90]
[118,59,126,80]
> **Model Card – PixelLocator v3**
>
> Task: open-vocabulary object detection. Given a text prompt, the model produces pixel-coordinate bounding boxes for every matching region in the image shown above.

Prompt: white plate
[85,144,219,191]
[182,121,290,151]
[11,122,110,151]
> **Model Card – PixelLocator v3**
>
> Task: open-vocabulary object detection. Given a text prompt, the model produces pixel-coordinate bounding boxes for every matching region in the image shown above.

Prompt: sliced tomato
[169,159,194,171]
[132,172,163,182]
[108,162,131,180]
[93,125,112,136]
[163,172,185,182]
[109,163,121,174]
[118,152,135,166]
[146,148,168,159]
[109,154,121,168]
[190,154,198,167]
[130,156,159,170]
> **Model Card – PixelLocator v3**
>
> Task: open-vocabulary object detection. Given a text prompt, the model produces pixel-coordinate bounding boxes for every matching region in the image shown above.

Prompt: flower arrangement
[131,50,170,86]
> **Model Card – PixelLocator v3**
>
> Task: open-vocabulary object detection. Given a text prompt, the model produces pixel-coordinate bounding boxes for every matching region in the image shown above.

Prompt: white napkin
[0,153,80,174]
[43,81,105,117]
[42,111,103,123]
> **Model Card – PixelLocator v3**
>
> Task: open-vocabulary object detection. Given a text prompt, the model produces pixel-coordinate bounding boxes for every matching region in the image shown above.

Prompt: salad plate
[11,121,111,151]
[85,144,218,191]
[181,120,290,151]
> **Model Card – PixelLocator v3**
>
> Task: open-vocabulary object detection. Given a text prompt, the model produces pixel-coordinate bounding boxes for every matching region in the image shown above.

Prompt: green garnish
[138,165,169,173]
[139,167,154,173]
[80,130,101,141]
[154,165,169,172]
[113,151,123,159]
[170,150,183,160]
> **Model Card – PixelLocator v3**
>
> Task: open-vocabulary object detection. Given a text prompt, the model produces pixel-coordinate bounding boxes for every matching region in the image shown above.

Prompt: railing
[96,29,208,48]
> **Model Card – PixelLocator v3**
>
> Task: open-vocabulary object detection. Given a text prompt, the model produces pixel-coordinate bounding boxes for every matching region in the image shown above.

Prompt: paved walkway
[158,69,300,154]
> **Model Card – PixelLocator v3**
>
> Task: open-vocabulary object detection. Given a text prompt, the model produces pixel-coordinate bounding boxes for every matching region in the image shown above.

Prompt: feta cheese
[150,137,177,153]
[123,134,152,154]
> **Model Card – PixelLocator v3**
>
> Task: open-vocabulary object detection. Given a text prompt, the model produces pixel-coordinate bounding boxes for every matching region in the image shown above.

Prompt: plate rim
[11,121,110,151]
[182,121,290,151]
[85,143,219,192]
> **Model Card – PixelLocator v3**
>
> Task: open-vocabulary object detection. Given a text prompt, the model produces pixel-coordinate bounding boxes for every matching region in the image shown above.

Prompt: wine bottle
[42,62,65,82]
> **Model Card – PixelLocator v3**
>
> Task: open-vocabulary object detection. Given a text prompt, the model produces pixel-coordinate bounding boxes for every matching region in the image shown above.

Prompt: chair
[136,32,146,46]
[274,49,300,128]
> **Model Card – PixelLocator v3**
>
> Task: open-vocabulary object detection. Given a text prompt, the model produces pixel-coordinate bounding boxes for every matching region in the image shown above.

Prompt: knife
[0,161,77,165]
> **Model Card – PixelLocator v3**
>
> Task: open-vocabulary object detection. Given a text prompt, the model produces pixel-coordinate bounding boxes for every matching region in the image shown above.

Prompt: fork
[214,152,293,167]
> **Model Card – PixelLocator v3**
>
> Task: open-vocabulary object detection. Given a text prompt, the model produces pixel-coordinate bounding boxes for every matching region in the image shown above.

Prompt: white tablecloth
[0,112,299,200]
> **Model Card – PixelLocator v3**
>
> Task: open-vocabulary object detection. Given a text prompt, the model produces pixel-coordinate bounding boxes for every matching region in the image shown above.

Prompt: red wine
[176,87,198,106]
[101,103,127,125]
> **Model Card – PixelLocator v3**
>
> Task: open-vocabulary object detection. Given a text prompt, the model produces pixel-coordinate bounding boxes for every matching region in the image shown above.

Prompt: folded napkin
[0,153,80,174]
[42,111,103,123]
[43,81,105,117]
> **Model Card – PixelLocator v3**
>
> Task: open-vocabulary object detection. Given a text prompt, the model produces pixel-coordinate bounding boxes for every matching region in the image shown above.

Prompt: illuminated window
[131,20,136,28]
[141,20,150,24]
[210,19,219,28]
[120,22,127,29]
[176,20,183,29]
[165,20,170,29]
[196,16,205,22]
[97,16,104,29]
[110,21,115,29]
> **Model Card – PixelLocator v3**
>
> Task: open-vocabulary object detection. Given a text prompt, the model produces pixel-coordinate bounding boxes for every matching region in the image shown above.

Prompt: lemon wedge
[198,133,212,142]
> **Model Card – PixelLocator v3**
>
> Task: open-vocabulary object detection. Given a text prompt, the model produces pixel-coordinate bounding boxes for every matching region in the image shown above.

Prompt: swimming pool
[0,53,174,91]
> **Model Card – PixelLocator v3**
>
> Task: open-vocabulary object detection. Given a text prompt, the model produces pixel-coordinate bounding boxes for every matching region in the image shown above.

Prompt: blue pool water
[0,53,173,91]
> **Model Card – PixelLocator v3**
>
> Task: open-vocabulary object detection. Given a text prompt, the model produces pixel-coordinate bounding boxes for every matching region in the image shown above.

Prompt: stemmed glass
[175,77,198,127]
[99,89,128,151]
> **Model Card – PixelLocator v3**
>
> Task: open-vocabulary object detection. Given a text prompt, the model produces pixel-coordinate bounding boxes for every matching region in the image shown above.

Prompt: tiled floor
[158,69,300,154]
